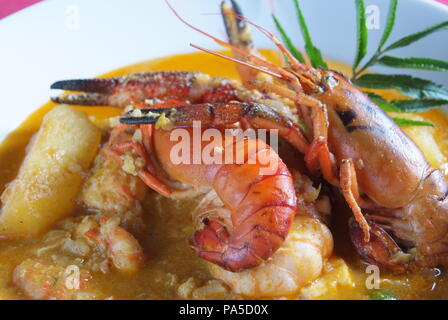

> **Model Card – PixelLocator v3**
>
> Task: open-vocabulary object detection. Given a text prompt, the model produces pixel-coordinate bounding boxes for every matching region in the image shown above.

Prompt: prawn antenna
[190,44,283,79]
[165,0,293,81]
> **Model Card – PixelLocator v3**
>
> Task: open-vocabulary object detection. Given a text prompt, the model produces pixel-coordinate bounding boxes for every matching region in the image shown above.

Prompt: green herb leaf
[376,56,448,72]
[392,117,434,127]
[292,0,327,68]
[366,92,448,113]
[385,20,448,52]
[365,92,401,112]
[392,99,448,112]
[368,289,399,300]
[354,74,448,100]
[353,0,368,72]
[378,0,398,51]
[272,14,305,64]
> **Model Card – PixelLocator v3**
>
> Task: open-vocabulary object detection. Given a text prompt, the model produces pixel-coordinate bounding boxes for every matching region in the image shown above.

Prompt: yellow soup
[0,50,447,300]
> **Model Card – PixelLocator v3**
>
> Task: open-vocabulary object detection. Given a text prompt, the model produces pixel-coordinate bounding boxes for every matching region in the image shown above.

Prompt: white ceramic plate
[0,0,447,141]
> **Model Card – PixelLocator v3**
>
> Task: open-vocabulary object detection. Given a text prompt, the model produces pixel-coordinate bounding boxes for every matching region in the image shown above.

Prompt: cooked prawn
[181,0,448,271]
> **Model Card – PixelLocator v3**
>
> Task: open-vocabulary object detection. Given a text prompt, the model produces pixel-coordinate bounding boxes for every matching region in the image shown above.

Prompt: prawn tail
[192,206,295,272]
[191,139,297,272]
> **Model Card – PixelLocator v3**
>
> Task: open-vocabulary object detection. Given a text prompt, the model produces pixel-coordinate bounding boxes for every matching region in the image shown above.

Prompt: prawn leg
[340,159,370,242]
[245,79,338,186]
[107,137,173,198]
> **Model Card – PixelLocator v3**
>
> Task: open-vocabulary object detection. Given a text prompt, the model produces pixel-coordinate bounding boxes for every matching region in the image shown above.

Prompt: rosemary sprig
[391,118,434,128]
[351,0,398,79]
[365,92,401,112]
[376,56,448,72]
[378,0,398,51]
[352,5,448,80]
[353,0,368,75]
[384,20,448,52]
[352,0,448,80]
[392,99,448,113]
[354,74,448,100]
[351,0,448,120]
[272,0,448,127]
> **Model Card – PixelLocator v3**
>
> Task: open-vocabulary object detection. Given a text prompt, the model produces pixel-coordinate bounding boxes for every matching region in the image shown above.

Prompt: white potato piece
[0,105,101,238]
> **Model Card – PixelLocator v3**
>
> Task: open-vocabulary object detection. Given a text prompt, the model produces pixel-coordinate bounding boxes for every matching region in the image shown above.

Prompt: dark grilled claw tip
[221,0,249,46]
[124,107,175,116]
[51,93,108,106]
[221,0,245,30]
[120,116,158,125]
[50,78,117,94]
[120,108,171,125]
[230,0,245,29]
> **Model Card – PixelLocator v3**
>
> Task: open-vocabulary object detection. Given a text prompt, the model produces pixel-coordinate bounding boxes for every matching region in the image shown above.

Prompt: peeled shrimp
[99,216,145,273]
[82,216,145,273]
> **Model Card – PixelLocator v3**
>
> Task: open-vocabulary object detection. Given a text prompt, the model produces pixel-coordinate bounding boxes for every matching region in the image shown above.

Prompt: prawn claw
[349,218,410,274]
[51,93,109,106]
[51,78,117,93]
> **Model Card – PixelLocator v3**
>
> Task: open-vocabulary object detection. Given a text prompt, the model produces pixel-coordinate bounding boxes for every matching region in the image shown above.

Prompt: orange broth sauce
[0,50,447,299]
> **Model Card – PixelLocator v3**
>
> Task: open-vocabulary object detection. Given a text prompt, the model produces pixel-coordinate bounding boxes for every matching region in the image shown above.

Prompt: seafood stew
[0,52,446,300]
[1,0,448,300]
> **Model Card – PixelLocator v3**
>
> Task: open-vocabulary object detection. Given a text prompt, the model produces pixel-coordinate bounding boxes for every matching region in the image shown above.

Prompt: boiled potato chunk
[299,258,354,299]
[0,105,101,238]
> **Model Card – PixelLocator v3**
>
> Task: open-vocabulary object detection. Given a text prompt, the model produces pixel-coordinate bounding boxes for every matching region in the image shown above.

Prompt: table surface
[1,0,447,19]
